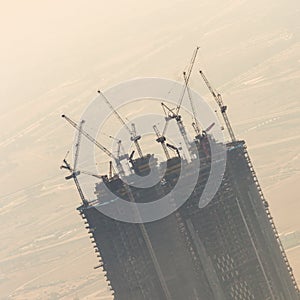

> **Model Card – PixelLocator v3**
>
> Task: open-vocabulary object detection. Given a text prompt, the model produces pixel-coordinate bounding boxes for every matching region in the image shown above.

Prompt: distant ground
[0,0,299,298]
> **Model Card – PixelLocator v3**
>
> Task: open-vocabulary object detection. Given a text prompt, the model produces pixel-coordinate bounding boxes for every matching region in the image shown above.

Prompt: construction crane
[153,125,170,160]
[62,119,171,299]
[64,165,104,180]
[61,114,125,177]
[161,102,190,150]
[128,150,136,171]
[130,123,143,157]
[199,70,236,142]
[162,46,200,125]
[108,161,117,179]
[61,158,89,206]
[183,71,201,135]
[202,122,215,135]
[175,46,200,115]
[60,120,89,206]
[62,117,171,298]
[97,90,143,158]
[78,169,104,179]
[73,119,84,171]
[161,47,200,149]
[108,136,128,161]
[166,143,180,158]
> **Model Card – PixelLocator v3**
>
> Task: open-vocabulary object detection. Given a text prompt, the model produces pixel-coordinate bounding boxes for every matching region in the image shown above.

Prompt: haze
[0,0,299,298]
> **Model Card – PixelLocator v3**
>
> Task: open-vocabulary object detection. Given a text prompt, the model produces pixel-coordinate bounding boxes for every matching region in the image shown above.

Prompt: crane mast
[60,120,88,206]
[97,90,143,158]
[161,102,190,150]
[176,115,190,150]
[109,136,129,161]
[61,158,88,206]
[130,123,143,157]
[161,47,200,151]
[153,125,170,160]
[199,70,236,142]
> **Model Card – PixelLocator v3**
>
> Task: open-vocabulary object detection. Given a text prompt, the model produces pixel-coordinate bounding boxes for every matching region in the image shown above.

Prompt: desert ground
[0,0,299,298]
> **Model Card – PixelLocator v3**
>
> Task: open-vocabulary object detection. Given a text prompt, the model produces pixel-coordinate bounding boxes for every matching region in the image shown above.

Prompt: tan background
[0,0,299,298]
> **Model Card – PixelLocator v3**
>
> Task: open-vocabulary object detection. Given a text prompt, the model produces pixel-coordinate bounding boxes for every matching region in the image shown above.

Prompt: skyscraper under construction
[62,67,300,299]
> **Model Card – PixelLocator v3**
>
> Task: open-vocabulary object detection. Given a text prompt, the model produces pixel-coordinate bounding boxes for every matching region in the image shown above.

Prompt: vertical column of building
[244,147,299,293]
[227,146,281,299]
[78,207,114,297]
[176,165,224,299]
[242,146,299,298]
[184,151,271,299]
[226,143,299,299]
[80,204,169,300]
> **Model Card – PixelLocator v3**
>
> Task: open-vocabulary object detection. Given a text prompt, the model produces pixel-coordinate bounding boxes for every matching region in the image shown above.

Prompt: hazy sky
[1,0,299,225]
[0,0,299,297]
[1,0,189,112]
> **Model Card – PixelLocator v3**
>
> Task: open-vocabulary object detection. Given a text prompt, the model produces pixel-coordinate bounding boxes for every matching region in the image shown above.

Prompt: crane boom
[73,120,85,171]
[61,164,104,180]
[186,46,200,83]
[176,46,200,115]
[199,70,236,142]
[97,90,131,133]
[79,170,103,179]
[166,143,180,158]
[62,115,115,159]
[199,70,218,98]
[62,114,126,176]
[98,90,143,158]
[183,72,201,135]
[160,48,199,152]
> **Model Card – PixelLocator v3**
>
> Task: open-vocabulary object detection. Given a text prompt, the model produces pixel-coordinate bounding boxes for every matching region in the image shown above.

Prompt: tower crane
[161,102,190,150]
[175,46,200,115]
[64,165,104,180]
[129,123,143,158]
[199,70,236,142]
[61,114,125,177]
[60,120,89,206]
[153,125,170,160]
[161,47,200,149]
[128,150,135,166]
[183,71,201,136]
[62,119,171,299]
[108,135,128,161]
[73,119,84,172]
[166,143,180,158]
[77,170,104,179]
[61,158,89,206]
[203,122,215,135]
[108,161,117,179]
[97,90,143,158]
